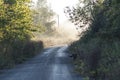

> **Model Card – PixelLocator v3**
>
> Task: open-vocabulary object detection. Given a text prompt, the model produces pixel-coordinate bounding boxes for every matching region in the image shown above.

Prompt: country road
[0,46,82,80]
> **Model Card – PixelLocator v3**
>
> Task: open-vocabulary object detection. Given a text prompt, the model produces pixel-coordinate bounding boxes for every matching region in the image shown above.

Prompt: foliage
[66,0,120,80]
[33,0,55,33]
[0,0,44,69]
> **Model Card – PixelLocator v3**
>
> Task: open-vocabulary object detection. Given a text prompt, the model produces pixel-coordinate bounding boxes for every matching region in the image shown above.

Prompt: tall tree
[0,0,33,60]
[34,0,55,32]
[66,0,120,80]
[0,0,32,42]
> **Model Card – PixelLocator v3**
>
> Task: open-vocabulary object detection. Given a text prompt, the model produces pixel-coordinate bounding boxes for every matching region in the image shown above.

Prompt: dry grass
[32,36,78,47]
[32,29,79,47]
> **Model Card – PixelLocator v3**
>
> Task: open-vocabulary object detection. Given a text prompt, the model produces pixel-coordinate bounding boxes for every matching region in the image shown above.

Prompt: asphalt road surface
[0,45,83,80]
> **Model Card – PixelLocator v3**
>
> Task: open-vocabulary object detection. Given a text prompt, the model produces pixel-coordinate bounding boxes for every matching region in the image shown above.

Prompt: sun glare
[47,0,79,24]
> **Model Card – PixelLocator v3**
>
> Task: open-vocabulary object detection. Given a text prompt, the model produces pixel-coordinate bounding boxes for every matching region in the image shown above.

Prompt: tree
[0,0,33,66]
[66,0,120,80]
[33,0,55,32]
[0,0,32,42]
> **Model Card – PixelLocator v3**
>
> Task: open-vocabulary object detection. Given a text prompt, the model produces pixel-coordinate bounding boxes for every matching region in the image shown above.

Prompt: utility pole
[57,14,59,27]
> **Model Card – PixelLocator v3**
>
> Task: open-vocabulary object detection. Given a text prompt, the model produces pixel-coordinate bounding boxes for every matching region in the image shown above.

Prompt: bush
[0,40,44,69]
[67,0,120,80]
[23,41,43,58]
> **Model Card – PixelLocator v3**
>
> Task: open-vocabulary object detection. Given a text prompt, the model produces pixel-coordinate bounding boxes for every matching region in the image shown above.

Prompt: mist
[55,20,79,40]
[32,20,79,47]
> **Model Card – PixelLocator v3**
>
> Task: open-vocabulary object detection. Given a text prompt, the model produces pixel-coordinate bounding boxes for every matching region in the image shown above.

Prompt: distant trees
[33,0,55,33]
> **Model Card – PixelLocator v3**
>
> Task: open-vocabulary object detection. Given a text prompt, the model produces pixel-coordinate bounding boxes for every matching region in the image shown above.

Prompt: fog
[55,20,78,39]
[32,20,79,47]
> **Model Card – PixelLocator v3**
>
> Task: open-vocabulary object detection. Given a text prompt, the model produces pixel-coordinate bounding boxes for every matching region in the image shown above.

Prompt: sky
[47,0,79,23]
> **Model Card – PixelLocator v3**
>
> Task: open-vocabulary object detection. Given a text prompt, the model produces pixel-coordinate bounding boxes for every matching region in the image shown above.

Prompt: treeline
[0,0,44,69]
[33,0,55,33]
[66,0,120,80]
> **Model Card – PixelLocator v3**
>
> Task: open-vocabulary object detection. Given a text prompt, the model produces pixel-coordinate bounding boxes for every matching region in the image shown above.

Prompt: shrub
[0,40,44,69]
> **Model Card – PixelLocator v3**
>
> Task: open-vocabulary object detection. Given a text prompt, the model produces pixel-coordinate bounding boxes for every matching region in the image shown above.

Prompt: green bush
[23,41,44,58]
[0,40,44,69]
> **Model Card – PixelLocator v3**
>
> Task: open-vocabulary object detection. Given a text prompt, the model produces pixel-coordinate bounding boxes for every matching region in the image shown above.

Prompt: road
[0,46,82,80]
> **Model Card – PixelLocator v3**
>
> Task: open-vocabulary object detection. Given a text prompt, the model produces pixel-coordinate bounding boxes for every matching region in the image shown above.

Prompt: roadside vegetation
[65,0,120,80]
[0,0,55,69]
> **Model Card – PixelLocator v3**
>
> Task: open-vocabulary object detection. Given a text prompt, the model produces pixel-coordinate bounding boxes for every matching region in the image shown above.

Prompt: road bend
[0,45,82,80]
